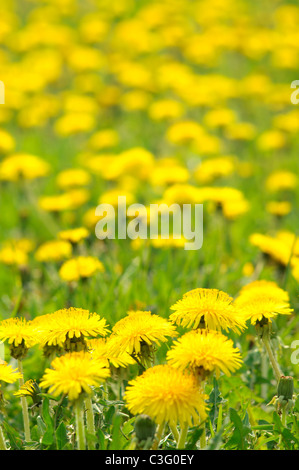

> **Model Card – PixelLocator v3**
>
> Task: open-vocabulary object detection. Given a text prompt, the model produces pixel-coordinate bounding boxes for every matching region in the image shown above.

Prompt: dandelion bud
[277,376,294,402]
[134,414,156,443]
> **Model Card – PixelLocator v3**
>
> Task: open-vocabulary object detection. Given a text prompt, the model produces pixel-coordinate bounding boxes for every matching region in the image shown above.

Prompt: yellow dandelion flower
[124,364,207,427]
[266,171,297,192]
[35,240,72,263]
[58,227,90,245]
[109,310,178,359]
[0,245,28,267]
[59,256,104,282]
[170,288,247,334]
[148,99,184,121]
[88,337,136,369]
[166,120,204,145]
[34,307,109,353]
[56,168,91,190]
[0,318,37,359]
[249,233,294,267]
[0,239,33,267]
[167,329,243,379]
[54,112,96,137]
[88,129,119,150]
[14,379,42,406]
[0,362,22,384]
[0,153,50,181]
[0,129,15,154]
[266,201,292,217]
[257,130,286,151]
[193,156,236,184]
[40,351,110,402]
[234,280,293,325]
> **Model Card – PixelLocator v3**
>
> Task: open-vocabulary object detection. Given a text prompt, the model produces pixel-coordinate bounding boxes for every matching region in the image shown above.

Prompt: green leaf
[109,413,123,450]
[208,377,226,429]
[41,397,54,447]
[225,408,251,450]
[55,421,68,450]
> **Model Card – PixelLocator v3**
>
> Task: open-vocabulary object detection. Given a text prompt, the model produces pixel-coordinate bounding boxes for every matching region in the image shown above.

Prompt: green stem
[18,360,31,442]
[0,424,7,450]
[75,395,86,450]
[85,395,95,450]
[262,335,282,382]
[177,422,188,449]
[261,350,269,399]
[199,421,206,449]
[169,423,179,443]
[152,422,164,450]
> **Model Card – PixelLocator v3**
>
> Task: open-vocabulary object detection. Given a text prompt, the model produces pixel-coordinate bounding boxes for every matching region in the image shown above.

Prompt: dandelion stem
[199,422,206,449]
[85,395,96,450]
[17,359,31,443]
[262,335,282,382]
[169,423,179,443]
[75,395,86,450]
[0,424,7,450]
[152,422,164,450]
[177,422,188,449]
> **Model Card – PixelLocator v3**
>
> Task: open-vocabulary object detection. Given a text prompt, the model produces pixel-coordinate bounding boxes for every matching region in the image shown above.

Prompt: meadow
[0,0,298,451]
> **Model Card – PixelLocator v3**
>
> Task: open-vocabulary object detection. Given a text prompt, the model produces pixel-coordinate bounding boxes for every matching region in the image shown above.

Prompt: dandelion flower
[34,307,109,354]
[59,256,104,282]
[124,364,207,428]
[88,337,136,369]
[14,379,42,406]
[0,153,50,181]
[58,227,90,245]
[109,311,177,363]
[167,329,243,379]
[0,362,22,384]
[0,318,37,359]
[35,240,72,263]
[170,288,246,334]
[234,280,293,326]
[40,351,110,401]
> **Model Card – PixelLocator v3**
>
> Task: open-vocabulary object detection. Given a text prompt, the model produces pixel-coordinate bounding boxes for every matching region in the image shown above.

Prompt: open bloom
[59,256,104,282]
[0,318,38,359]
[170,288,247,334]
[33,307,109,354]
[124,364,207,427]
[40,351,110,401]
[88,337,136,369]
[167,329,243,379]
[108,310,177,361]
[234,280,293,325]
[0,362,22,384]
[0,153,50,181]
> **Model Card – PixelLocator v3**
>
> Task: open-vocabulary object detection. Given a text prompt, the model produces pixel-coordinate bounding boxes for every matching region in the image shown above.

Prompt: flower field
[0,0,298,452]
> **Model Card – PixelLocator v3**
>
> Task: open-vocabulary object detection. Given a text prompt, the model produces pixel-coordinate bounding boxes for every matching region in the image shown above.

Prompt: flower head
[234,280,293,326]
[0,318,38,359]
[35,240,72,263]
[170,288,247,334]
[34,307,109,354]
[88,337,136,369]
[124,364,207,427]
[40,351,110,401]
[0,153,50,181]
[59,256,104,282]
[58,227,90,245]
[14,379,42,406]
[167,329,243,380]
[0,362,22,384]
[109,310,177,364]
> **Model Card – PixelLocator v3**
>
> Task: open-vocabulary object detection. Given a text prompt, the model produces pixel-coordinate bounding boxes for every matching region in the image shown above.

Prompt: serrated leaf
[41,397,54,447]
[55,421,68,450]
